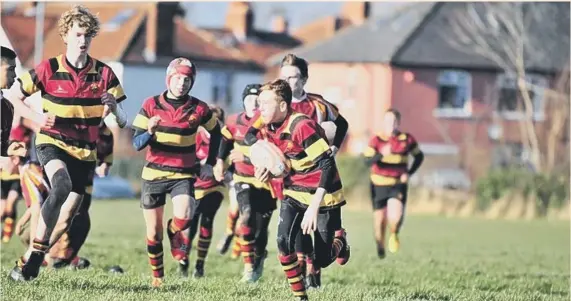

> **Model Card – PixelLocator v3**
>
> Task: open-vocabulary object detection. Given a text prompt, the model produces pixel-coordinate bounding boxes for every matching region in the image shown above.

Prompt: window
[495,73,546,120]
[434,70,472,118]
[211,72,231,105]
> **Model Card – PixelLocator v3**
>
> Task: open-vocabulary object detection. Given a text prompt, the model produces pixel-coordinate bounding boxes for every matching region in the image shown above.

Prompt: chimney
[145,2,184,62]
[271,14,288,33]
[341,1,370,25]
[225,2,253,41]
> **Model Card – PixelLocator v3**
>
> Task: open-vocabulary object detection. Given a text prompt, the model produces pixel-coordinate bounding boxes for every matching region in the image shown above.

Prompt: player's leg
[250,188,275,280]
[167,179,196,263]
[217,181,240,255]
[141,180,168,287]
[194,191,223,278]
[276,197,307,301]
[372,184,389,258]
[2,181,21,242]
[387,184,408,253]
[52,169,94,269]
[182,198,202,278]
[11,146,84,281]
[312,208,349,285]
[15,164,48,267]
[235,183,258,282]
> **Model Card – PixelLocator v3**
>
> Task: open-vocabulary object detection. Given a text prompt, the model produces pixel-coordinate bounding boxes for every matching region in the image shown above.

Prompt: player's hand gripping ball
[249,140,290,178]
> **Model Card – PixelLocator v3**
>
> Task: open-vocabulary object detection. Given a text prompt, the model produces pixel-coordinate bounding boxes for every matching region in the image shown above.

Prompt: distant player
[247,79,350,301]
[213,84,276,283]
[183,105,226,278]
[7,5,126,282]
[131,57,221,287]
[363,109,424,257]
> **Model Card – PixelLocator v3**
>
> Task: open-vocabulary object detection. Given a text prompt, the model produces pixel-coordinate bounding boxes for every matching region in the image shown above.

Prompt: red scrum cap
[166,57,197,90]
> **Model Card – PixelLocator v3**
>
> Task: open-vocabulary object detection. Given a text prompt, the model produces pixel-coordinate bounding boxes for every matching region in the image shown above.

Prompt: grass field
[1,199,569,301]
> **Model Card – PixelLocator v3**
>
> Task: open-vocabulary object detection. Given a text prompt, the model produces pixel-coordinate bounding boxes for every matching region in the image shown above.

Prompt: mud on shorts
[36,144,95,194]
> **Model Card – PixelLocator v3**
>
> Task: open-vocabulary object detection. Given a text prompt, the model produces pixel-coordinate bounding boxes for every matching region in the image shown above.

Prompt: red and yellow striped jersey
[261,112,345,209]
[17,54,126,162]
[363,132,421,186]
[291,93,340,123]
[222,111,271,191]
[131,94,218,181]
[194,130,224,195]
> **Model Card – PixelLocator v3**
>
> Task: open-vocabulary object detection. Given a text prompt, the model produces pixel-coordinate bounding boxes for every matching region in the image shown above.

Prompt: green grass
[1,200,569,301]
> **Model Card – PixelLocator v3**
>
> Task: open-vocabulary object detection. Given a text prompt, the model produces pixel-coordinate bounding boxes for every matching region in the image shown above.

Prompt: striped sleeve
[17,63,46,97]
[132,106,150,132]
[363,136,378,158]
[293,118,330,162]
[200,108,218,131]
[408,134,421,155]
[106,69,126,103]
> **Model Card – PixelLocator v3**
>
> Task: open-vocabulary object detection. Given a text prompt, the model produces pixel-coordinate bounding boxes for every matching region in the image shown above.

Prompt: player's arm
[363,138,382,167]
[105,70,128,128]
[200,109,221,166]
[244,115,264,146]
[407,138,424,175]
[218,125,234,161]
[323,101,349,149]
[5,67,50,128]
[131,106,153,151]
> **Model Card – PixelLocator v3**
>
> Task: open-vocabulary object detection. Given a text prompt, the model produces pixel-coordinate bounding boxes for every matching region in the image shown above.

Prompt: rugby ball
[320,121,336,145]
[249,140,290,178]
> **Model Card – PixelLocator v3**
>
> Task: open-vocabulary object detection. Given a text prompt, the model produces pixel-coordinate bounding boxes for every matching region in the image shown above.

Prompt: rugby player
[131,57,221,287]
[7,5,127,281]
[213,84,276,283]
[363,109,424,257]
[15,122,115,270]
[1,46,22,242]
[248,79,350,301]
[183,105,226,278]
[244,54,349,288]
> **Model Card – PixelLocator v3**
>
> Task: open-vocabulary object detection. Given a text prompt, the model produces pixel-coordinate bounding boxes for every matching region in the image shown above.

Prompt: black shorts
[36,144,95,194]
[277,197,342,268]
[1,179,21,199]
[370,183,408,210]
[235,182,277,216]
[141,178,196,210]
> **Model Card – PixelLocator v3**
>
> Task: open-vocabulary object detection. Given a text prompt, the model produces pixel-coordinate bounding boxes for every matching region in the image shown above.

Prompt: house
[267,2,570,179]
[1,1,373,119]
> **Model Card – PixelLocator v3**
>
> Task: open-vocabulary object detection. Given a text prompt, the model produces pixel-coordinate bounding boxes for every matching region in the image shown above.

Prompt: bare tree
[442,2,570,173]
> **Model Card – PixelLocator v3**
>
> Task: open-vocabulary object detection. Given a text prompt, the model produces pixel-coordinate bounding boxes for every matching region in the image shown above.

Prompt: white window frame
[494,72,547,121]
[419,143,460,155]
[433,70,473,118]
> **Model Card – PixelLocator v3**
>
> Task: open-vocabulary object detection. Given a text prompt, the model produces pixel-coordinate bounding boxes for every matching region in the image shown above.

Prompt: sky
[182,2,411,31]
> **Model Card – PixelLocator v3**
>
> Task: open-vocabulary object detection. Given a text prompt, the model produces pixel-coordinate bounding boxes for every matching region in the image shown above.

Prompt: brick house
[268,2,570,179]
[1,1,375,157]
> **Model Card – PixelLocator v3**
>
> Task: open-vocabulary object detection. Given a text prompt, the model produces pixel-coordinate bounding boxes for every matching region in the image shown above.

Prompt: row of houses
[2,2,569,180]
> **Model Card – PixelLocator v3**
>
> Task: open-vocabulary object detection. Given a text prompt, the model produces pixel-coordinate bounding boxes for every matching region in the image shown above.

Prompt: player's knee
[49,169,73,203]
[199,226,212,238]
[276,234,291,254]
